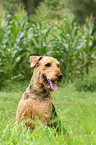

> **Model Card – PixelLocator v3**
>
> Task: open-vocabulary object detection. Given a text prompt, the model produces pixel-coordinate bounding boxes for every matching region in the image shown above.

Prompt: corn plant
[81,18,96,74]
[0,8,29,83]
[50,17,96,82]
[0,8,96,84]
[50,17,84,81]
[27,7,53,56]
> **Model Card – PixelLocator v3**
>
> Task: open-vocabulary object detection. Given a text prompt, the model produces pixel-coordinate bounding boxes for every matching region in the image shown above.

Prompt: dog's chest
[32,99,52,122]
[35,99,51,112]
[20,97,52,125]
[17,96,52,126]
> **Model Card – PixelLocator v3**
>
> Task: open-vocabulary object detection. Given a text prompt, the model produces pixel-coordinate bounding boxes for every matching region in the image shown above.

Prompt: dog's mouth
[43,75,58,91]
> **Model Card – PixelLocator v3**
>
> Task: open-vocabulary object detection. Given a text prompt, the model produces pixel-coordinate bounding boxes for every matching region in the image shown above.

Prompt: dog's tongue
[49,81,58,91]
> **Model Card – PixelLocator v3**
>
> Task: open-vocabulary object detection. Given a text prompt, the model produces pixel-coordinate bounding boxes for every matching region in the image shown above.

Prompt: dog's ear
[30,56,43,67]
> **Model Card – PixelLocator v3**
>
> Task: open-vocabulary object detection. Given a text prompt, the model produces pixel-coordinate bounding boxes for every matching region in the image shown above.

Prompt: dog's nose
[57,74,62,80]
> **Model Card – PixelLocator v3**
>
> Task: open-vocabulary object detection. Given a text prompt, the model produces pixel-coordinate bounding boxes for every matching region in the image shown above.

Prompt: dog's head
[30,56,62,91]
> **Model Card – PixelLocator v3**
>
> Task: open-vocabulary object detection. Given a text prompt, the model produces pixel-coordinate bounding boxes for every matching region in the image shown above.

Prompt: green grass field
[0,81,96,145]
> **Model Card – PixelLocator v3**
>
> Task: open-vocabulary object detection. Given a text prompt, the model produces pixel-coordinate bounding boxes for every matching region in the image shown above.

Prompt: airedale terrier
[16,56,66,133]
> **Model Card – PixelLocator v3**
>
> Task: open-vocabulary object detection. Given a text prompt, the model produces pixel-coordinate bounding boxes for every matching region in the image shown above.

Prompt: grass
[75,68,96,92]
[0,81,96,144]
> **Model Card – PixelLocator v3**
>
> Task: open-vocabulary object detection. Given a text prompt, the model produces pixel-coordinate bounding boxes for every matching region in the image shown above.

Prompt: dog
[16,56,66,134]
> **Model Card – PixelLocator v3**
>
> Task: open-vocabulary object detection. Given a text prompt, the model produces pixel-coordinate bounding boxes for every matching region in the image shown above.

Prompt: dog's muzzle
[43,75,58,91]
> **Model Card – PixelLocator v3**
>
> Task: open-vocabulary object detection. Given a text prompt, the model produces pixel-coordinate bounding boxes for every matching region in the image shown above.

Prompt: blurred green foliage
[42,0,65,19]
[0,7,96,85]
[1,0,96,28]
[75,68,96,92]
[68,0,96,27]
[49,17,96,81]
[0,0,65,18]
[0,0,20,12]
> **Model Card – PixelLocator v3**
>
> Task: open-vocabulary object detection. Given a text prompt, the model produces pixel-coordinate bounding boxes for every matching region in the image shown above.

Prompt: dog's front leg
[48,103,66,134]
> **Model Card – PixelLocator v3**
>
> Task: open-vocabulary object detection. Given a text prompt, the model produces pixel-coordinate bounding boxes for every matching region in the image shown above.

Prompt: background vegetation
[0,0,96,144]
[0,5,96,85]
[67,0,96,26]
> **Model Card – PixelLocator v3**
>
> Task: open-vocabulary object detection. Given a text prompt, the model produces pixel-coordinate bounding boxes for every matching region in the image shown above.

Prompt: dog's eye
[45,63,51,67]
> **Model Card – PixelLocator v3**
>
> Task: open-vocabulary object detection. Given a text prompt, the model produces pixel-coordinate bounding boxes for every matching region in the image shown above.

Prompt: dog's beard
[43,75,58,91]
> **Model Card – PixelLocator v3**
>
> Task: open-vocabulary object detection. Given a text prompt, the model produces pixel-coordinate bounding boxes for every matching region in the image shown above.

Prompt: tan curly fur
[16,56,62,128]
